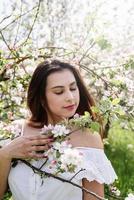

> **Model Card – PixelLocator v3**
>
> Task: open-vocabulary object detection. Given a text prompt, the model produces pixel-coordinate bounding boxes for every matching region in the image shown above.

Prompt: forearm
[82,179,104,200]
[0,148,12,199]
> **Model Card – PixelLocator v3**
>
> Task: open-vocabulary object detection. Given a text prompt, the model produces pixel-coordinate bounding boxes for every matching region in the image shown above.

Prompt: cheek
[76,90,80,103]
[47,94,62,108]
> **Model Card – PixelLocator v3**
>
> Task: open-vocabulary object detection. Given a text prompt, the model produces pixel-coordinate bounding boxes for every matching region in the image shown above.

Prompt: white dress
[8,121,117,200]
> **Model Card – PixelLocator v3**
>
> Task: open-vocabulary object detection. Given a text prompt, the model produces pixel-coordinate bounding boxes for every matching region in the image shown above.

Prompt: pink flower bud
[51,160,57,165]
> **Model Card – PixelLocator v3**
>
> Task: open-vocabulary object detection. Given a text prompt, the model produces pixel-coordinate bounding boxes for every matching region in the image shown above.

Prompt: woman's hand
[1,134,53,160]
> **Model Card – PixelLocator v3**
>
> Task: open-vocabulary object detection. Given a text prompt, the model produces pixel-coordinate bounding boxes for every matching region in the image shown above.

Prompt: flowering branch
[16,158,106,200]
[15,159,125,200]
[20,0,41,47]
[14,158,126,200]
[0,31,12,52]
[0,5,38,32]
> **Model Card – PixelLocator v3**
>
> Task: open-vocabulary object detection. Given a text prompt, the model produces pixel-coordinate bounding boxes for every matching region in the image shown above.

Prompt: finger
[28,138,54,146]
[27,151,46,159]
[28,144,49,152]
[24,134,52,141]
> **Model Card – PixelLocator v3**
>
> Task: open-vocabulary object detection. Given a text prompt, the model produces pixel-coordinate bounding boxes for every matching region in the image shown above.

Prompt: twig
[0,5,38,32]
[78,41,96,64]
[0,137,11,141]
[39,157,48,170]
[87,55,100,64]
[69,168,85,181]
[105,192,125,200]
[38,46,68,51]
[0,14,12,24]
[20,0,41,46]
[0,31,12,52]
[13,0,23,47]
[79,63,119,96]
[80,64,109,86]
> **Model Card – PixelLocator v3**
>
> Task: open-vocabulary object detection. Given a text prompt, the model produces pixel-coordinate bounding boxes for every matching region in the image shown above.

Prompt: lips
[64,104,75,108]
[63,104,76,111]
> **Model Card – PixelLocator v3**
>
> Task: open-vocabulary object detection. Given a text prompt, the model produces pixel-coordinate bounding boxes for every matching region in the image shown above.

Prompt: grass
[105,121,134,198]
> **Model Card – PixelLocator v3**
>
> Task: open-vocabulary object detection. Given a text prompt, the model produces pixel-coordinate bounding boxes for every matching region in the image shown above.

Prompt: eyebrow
[51,81,76,89]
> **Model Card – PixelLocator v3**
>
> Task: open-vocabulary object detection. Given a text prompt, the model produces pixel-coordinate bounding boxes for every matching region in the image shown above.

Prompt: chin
[64,112,76,118]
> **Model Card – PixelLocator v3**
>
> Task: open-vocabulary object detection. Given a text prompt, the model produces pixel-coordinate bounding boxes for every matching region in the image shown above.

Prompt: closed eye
[70,87,77,91]
[54,91,63,95]
[53,86,77,95]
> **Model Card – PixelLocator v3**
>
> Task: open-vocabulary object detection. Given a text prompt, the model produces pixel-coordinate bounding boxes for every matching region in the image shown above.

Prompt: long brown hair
[27,60,96,127]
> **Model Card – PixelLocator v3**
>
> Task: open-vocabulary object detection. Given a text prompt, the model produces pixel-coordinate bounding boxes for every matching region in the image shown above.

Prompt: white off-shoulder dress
[8,121,117,200]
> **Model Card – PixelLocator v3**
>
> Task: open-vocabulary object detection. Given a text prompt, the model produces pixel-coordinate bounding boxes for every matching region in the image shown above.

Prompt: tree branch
[79,63,118,95]
[20,0,41,46]
[13,0,23,47]
[78,41,96,64]
[0,31,12,52]
[0,5,38,32]
[0,14,12,25]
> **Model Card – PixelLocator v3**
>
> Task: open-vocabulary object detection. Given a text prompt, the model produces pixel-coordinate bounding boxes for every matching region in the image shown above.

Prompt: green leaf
[56,150,61,158]
[115,108,125,116]
[84,111,90,117]
[96,36,112,50]
[91,106,100,113]
[90,122,100,132]
[112,98,120,105]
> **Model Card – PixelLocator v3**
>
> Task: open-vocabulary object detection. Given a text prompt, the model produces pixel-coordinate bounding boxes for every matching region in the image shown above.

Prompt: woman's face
[45,69,80,124]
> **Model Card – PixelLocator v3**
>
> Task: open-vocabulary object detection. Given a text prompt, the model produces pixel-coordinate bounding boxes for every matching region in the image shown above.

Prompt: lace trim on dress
[72,147,118,184]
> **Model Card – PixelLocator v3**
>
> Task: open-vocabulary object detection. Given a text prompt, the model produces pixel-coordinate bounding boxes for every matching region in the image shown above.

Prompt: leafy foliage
[104,121,134,198]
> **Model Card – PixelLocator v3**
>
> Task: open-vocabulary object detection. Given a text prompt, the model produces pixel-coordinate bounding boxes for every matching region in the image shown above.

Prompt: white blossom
[4,123,21,138]
[19,108,29,118]
[11,96,22,105]
[60,148,83,171]
[125,194,134,200]
[53,141,72,153]
[25,66,35,75]
[110,186,121,196]
[0,121,5,129]
[51,125,70,137]
[127,144,134,150]
[73,113,80,119]
[40,124,54,134]
[103,90,111,97]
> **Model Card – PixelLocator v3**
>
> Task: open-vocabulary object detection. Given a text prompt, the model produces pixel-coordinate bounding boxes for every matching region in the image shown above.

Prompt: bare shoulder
[11,118,25,126]
[86,130,104,149]
[68,128,104,149]
[23,120,42,136]
[10,119,25,133]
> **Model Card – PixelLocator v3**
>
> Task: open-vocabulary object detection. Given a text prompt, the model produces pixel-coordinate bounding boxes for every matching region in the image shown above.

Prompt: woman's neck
[47,114,67,125]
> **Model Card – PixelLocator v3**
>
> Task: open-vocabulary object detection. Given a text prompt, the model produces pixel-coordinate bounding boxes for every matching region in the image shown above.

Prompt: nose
[65,90,74,102]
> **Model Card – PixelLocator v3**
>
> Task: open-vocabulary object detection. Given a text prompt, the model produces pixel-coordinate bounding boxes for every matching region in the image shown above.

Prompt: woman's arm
[0,148,11,199]
[0,133,53,199]
[81,131,104,200]
[82,179,104,200]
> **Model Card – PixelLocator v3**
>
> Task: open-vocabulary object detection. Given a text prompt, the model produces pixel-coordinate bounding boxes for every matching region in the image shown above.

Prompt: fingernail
[42,155,48,158]
[48,135,53,139]
[48,138,54,142]
[48,144,53,148]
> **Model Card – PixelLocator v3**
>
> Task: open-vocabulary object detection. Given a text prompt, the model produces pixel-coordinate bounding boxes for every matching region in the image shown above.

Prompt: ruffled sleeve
[73,147,117,184]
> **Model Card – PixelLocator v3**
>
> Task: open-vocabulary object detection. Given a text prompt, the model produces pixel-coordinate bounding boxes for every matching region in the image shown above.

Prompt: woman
[0,60,117,200]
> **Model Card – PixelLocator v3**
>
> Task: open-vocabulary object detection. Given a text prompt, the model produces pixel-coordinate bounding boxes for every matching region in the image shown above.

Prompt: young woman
[0,60,117,200]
